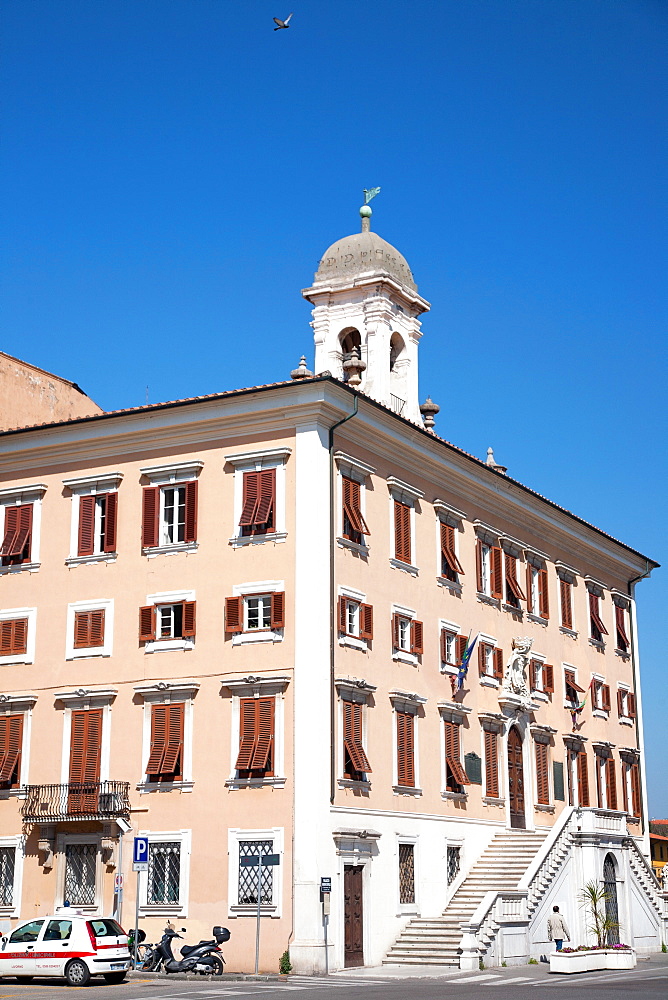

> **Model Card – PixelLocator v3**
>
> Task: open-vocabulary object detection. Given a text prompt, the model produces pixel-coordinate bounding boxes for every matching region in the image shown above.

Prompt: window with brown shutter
[0,714,23,788]
[340,598,373,640]
[504,553,526,608]
[560,579,573,629]
[630,760,641,818]
[342,700,371,780]
[1,504,33,566]
[529,659,540,691]
[392,613,411,652]
[490,545,503,599]
[393,500,411,564]
[445,720,470,792]
[235,698,274,777]
[396,711,414,787]
[342,476,369,544]
[475,538,485,592]
[146,703,185,782]
[68,709,102,813]
[139,602,195,642]
[577,748,590,807]
[627,692,636,718]
[440,522,464,582]
[456,635,468,666]
[240,469,275,536]
[142,481,197,548]
[410,620,423,655]
[141,486,160,548]
[73,609,105,649]
[589,593,608,642]
[440,629,457,666]
[484,730,499,798]
[615,605,630,653]
[78,493,118,556]
[543,663,554,694]
[606,756,617,810]
[493,648,504,680]
[535,741,550,805]
[225,596,242,633]
[0,618,28,658]
[528,565,550,618]
[564,669,584,702]
[601,683,611,713]
[478,643,488,677]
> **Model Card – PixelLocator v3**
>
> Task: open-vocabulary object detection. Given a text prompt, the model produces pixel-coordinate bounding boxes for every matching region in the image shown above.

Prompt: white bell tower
[302,203,430,424]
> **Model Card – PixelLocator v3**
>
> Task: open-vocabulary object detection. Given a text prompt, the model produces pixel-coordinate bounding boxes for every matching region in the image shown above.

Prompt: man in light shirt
[547,905,571,951]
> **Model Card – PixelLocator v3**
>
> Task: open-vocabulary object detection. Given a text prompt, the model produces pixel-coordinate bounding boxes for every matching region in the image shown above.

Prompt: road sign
[114,873,124,893]
[133,836,149,872]
[320,877,331,893]
[240,854,280,867]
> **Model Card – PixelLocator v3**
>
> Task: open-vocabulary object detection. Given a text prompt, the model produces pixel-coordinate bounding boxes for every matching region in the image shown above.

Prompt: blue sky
[1,1,666,812]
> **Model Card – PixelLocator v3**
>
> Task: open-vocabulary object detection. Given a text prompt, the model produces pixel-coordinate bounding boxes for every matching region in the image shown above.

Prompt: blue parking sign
[133,836,149,867]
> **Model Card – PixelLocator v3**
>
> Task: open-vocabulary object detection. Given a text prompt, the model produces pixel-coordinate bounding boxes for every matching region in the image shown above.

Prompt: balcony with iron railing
[21,781,131,824]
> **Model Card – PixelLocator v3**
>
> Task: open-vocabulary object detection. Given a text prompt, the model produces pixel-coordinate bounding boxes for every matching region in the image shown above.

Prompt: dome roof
[314,229,417,291]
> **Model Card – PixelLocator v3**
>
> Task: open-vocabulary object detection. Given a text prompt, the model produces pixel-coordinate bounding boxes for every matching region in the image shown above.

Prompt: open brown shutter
[239,472,259,526]
[343,477,369,535]
[606,757,617,810]
[601,684,611,712]
[0,714,23,784]
[250,698,274,771]
[440,629,449,663]
[1,507,19,557]
[392,614,401,650]
[505,554,526,601]
[256,469,276,528]
[491,545,503,599]
[565,669,585,694]
[589,593,609,635]
[560,579,572,628]
[615,605,630,648]
[445,720,470,786]
[526,565,534,613]
[162,704,184,774]
[2,504,33,562]
[577,749,590,807]
[538,568,549,618]
[410,620,423,655]
[360,603,373,641]
[456,635,468,665]
[338,596,347,634]
[630,762,641,817]
[78,496,96,556]
[142,486,160,547]
[270,591,285,629]
[344,701,371,774]
[440,522,464,575]
[184,480,198,542]
[621,761,629,813]
[182,601,196,638]
[235,699,257,770]
[627,692,636,718]
[475,539,484,592]
[535,742,549,804]
[493,648,504,680]
[485,730,499,797]
[543,664,554,694]
[478,644,486,676]
[139,605,156,641]
[103,492,118,552]
[396,711,414,787]
[225,596,243,633]
[146,706,168,774]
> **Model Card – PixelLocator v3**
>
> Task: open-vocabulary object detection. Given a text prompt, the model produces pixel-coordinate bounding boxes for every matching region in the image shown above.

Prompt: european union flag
[457,634,479,690]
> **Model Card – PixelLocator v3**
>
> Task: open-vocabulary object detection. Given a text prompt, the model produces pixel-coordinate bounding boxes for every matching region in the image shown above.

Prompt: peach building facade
[0,216,664,972]
[0,352,101,431]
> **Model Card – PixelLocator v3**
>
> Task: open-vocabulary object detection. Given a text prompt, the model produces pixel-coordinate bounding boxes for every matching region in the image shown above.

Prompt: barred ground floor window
[398,843,415,904]
[148,842,181,904]
[238,840,273,905]
[0,846,16,906]
[64,843,96,906]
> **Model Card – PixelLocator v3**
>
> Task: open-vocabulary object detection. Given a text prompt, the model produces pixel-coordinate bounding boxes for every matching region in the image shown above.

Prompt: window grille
[147,842,181,904]
[447,845,461,885]
[0,847,15,906]
[238,840,273,905]
[398,843,415,904]
[64,844,96,905]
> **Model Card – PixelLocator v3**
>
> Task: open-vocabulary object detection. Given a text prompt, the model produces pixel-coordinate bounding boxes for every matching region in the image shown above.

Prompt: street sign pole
[132,837,149,970]
[134,874,140,969]
[255,845,263,976]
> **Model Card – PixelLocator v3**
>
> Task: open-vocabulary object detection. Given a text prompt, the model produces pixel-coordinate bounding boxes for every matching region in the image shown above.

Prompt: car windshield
[9,920,44,943]
[88,919,124,938]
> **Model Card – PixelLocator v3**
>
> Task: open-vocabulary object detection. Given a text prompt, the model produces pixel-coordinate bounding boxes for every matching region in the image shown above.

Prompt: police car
[0,912,132,986]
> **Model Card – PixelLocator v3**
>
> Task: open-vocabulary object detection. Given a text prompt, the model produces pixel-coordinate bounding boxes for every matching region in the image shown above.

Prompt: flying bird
[273,13,293,30]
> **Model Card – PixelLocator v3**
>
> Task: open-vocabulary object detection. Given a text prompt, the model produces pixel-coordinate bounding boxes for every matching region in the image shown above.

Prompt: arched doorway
[603,853,620,945]
[507,727,526,829]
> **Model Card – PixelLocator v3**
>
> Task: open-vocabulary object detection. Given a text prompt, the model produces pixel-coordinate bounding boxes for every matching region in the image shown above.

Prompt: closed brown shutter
[235,699,257,770]
[617,689,624,716]
[392,613,401,650]
[225,596,243,633]
[142,487,160,547]
[343,701,371,774]
[1,504,33,563]
[456,635,468,665]
[184,480,198,542]
[560,579,572,628]
[505,554,526,602]
[615,605,630,649]
[0,714,23,785]
[491,545,503,599]
[475,539,484,592]
[445,720,470,787]
[73,609,105,649]
[484,730,499,797]
[595,752,604,807]
[271,591,285,629]
[146,704,184,778]
[493,648,504,680]
[621,761,629,813]
[627,693,636,718]
[529,659,539,690]
[526,565,534,613]
[394,500,411,563]
[139,605,156,641]
[478,644,486,676]
[601,684,611,712]
[630,761,641,817]
[182,601,196,638]
[440,522,464,575]
[104,492,118,552]
[78,496,96,556]
[589,593,609,636]
[338,596,348,634]
[342,477,369,537]
[69,709,102,785]
[0,618,28,657]
[360,603,373,641]
[410,620,423,655]
[235,698,274,775]
[396,711,414,787]
[535,742,549,805]
[606,757,617,810]
[577,748,589,807]
[538,568,549,618]
[543,664,554,694]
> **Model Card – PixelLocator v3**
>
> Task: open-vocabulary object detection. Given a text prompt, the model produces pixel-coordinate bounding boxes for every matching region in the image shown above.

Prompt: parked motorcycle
[154,926,230,975]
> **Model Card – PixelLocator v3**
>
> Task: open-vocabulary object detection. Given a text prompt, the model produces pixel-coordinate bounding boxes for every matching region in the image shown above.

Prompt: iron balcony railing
[390,394,406,415]
[21,781,131,824]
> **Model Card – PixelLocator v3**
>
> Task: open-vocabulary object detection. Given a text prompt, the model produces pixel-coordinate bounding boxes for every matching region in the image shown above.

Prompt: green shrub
[662,942,667,953]
[528,957,538,965]
[479,959,485,970]
[501,961,507,967]
[279,950,292,975]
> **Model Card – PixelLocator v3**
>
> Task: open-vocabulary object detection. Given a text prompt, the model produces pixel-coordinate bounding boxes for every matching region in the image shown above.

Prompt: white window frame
[438,702,472,801]
[335,677,375,787]
[55,689,116,785]
[56,832,105,915]
[529,652,549,702]
[137,829,191,917]
[0,484,46,574]
[0,835,25,917]
[0,607,36,666]
[134,681,199,791]
[63,473,123,565]
[439,618,460,674]
[387,477,423,576]
[231,580,285,645]
[227,826,284,917]
[140,461,203,557]
[335,452,374,554]
[396,835,419,915]
[0,694,36,790]
[221,675,289,788]
[225,448,290,547]
[143,589,196,653]
[390,690,426,796]
[480,719,505,803]
[65,598,114,660]
[618,683,633,726]
[562,662,583,709]
[478,632,499,688]
[586,578,607,647]
[555,562,579,637]
[591,672,607,718]
[531,728,554,810]
[434,500,466,590]
[338,585,369,651]
[500,537,526,612]
[391,603,418,665]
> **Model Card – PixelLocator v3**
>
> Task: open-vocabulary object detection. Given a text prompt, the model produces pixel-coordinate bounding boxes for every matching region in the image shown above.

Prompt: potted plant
[549,882,635,974]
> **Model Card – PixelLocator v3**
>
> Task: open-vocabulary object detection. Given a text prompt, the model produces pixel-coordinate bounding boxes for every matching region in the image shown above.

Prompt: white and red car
[0,913,132,985]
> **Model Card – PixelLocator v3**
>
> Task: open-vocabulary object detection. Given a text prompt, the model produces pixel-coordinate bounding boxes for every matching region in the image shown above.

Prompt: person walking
[547,905,570,951]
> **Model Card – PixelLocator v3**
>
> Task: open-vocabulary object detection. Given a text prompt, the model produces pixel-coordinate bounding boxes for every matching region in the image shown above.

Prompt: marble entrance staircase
[384,829,548,967]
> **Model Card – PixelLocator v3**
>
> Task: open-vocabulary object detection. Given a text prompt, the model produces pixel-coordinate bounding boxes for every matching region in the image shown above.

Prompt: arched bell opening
[339,328,362,382]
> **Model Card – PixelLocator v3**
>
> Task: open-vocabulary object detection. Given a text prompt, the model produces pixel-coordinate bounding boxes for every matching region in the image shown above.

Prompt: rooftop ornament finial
[420,396,440,433]
[485,446,507,475]
[360,186,381,232]
[342,346,366,387]
[290,355,313,380]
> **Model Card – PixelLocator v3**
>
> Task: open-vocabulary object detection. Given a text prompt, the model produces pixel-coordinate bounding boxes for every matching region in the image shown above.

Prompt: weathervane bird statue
[273,13,293,30]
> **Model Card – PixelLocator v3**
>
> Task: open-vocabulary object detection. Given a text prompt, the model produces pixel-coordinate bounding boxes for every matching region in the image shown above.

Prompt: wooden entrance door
[344,865,364,968]
[507,727,526,829]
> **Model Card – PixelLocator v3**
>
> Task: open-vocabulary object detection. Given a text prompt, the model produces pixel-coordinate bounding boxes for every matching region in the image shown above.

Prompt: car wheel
[103,972,127,984]
[209,955,224,976]
[65,959,91,987]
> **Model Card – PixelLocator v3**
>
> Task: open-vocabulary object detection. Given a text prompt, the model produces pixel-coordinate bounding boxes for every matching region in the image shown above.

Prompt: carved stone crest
[502,636,533,699]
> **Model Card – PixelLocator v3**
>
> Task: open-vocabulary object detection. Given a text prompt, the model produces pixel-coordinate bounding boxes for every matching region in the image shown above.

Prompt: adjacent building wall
[0,352,101,430]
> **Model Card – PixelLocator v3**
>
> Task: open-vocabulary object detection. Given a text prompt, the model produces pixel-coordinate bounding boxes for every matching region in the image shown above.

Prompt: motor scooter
[154,926,230,975]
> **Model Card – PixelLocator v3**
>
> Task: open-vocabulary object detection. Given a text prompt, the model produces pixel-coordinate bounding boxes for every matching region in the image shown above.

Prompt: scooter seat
[180,941,213,956]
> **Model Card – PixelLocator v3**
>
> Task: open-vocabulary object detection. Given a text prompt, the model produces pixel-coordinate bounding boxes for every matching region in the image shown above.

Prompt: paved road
[0,957,666,1000]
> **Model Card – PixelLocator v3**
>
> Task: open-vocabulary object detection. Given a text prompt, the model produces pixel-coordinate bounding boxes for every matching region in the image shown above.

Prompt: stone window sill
[592,708,609,719]
[230,532,287,548]
[143,542,198,558]
[393,650,418,666]
[225,777,286,789]
[442,790,468,802]
[232,630,284,646]
[338,779,371,792]
[66,553,117,567]
[390,558,419,576]
[0,561,40,575]
[338,635,368,652]
[559,626,578,639]
[619,717,634,727]
[535,803,555,813]
[589,638,606,651]
[137,780,194,793]
[531,691,550,703]
[337,537,369,557]
[394,785,422,797]
[476,593,500,609]
[526,613,549,628]
[479,676,500,688]
[229,904,278,918]
[437,577,462,594]
[615,649,631,660]
[139,904,185,917]
[144,638,194,653]
[502,603,524,617]
[483,796,505,807]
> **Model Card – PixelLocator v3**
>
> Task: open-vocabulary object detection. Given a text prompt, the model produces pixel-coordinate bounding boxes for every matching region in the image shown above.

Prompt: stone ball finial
[360,204,372,232]
[420,396,440,433]
[290,355,314,381]
[342,346,366,387]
